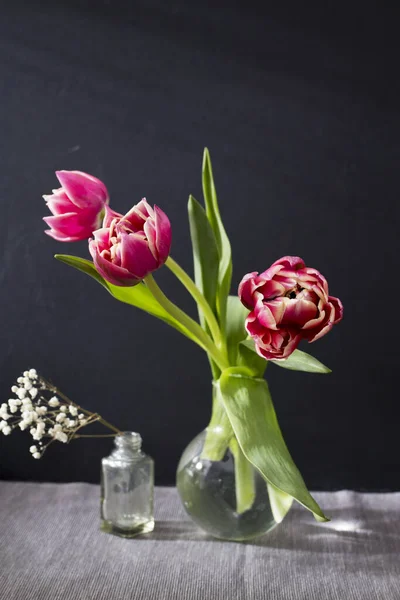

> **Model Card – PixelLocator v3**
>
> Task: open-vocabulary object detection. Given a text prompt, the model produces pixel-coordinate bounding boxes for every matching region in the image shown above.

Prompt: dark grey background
[0,1,398,488]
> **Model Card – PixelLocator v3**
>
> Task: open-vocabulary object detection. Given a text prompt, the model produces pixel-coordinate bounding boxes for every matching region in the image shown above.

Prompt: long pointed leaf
[202,149,232,331]
[218,370,329,521]
[225,296,249,364]
[187,195,219,328]
[272,349,331,373]
[55,255,197,342]
[267,483,294,523]
[241,339,331,374]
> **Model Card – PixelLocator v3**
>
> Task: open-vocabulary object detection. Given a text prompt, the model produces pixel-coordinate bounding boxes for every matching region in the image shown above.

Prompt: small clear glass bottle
[101,431,154,537]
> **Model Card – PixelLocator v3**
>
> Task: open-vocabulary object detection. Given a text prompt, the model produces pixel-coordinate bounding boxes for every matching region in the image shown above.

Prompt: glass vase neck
[114,431,142,452]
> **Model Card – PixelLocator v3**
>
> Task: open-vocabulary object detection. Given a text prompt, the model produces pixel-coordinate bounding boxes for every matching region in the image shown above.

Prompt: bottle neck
[112,431,142,458]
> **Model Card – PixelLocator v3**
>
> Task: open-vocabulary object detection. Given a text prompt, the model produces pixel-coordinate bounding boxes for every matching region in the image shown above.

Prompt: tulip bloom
[89,200,172,286]
[239,256,343,360]
[43,171,109,242]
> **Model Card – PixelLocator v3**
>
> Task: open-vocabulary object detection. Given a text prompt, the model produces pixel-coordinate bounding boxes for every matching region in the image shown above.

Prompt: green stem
[165,257,223,348]
[229,437,256,515]
[201,382,233,461]
[144,274,229,372]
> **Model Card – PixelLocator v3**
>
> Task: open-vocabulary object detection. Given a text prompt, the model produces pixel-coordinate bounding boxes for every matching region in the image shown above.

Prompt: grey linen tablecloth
[0,482,399,599]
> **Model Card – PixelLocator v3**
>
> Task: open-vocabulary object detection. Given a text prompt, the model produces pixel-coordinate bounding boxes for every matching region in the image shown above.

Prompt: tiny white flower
[17,377,24,384]
[48,427,54,435]
[11,385,19,394]
[36,421,45,434]
[0,410,10,421]
[33,452,41,459]
[2,426,11,435]
[36,406,47,416]
[29,445,38,453]
[23,371,29,377]
[79,419,87,426]
[69,405,78,416]
[16,388,27,400]
[60,406,67,413]
[48,397,60,407]
[30,422,45,441]
[65,419,76,428]
[8,403,19,414]
[21,411,33,423]
[55,431,68,443]
[53,424,62,433]
[1,403,7,411]
[78,414,85,420]
[0,421,7,431]
[29,369,37,379]
[29,388,38,399]
[19,421,28,430]
[23,378,32,390]
[56,413,66,423]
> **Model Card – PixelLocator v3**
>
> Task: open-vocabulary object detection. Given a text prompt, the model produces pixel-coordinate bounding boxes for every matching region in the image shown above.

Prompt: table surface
[0,482,399,599]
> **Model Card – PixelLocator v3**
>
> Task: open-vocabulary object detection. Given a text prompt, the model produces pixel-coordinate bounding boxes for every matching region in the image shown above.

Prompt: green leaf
[55,254,110,290]
[238,339,268,377]
[218,370,329,521]
[202,148,232,332]
[187,195,219,328]
[224,298,267,376]
[55,255,197,342]
[272,349,331,374]
[225,296,249,364]
[267,483,294,523]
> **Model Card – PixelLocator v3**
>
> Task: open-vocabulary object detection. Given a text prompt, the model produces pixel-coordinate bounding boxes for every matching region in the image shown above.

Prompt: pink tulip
[239,256,343,360]
[89,200,172,286]
[43,171,109,242]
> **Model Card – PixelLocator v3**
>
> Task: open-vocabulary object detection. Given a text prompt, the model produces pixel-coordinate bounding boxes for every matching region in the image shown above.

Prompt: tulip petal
[302,268,329,294]
[89,240,140,286]
[273,256,305,271]
[329,296,344,324]
[124,199,153,230]
[44,210,100,238]
[92,227,112,252]
[245,311,266,338]
[153,205,172,263]
[56,170,108,210]
[43,191,75,215]
[120,232,159,278]
[258,279,286,300]
[238,272,259,309]
[103,205,123,228]
[44,229,83,242]
[255,296,285,330]
[144,218,157,259]
[274,275,298,291]
[259,263,286,281]
[281,298,318,327]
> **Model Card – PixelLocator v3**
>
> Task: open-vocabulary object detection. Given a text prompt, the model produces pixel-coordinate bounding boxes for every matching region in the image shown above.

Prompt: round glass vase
[176,430,280,541]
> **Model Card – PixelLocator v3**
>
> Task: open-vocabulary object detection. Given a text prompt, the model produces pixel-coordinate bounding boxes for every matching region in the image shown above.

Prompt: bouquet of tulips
[44,149,342,523]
